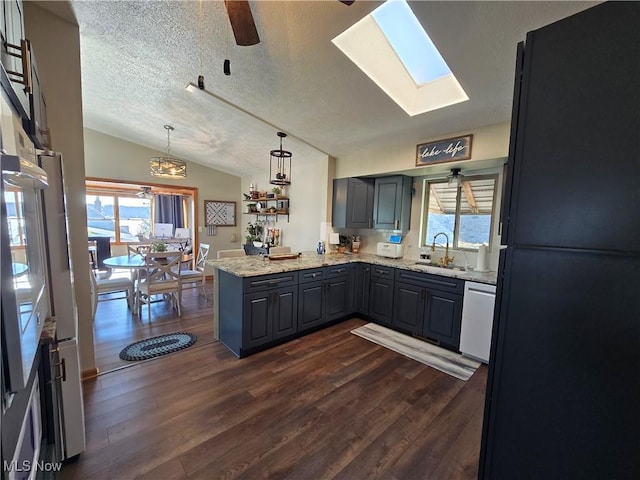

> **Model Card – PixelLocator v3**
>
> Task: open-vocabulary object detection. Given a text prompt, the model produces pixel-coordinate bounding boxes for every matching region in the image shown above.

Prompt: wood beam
[461,181,478,214]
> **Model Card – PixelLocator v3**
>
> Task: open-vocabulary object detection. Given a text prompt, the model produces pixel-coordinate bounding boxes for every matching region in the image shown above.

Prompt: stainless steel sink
[414,261,468,272]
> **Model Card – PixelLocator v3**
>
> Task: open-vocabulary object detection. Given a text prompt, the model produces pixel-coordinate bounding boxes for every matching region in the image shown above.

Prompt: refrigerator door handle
[54,358,67,382]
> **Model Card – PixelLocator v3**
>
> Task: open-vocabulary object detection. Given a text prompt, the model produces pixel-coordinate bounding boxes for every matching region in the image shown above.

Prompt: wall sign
[204,200,236,226]
[416,134,473,166]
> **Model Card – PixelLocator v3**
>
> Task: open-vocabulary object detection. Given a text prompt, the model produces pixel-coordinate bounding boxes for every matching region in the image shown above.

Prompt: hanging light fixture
[447,168,463,188]
[269,131,292,186]
[150,125,187,179]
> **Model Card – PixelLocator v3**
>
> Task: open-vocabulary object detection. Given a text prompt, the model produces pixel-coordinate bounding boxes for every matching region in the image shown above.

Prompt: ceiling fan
[224,0,260,46]
[223,0,354,47]
[136,186,152,199]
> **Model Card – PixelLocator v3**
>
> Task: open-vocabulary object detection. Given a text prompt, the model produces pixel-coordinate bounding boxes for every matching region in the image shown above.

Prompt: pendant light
[150,125,187,179]
[447,168,463,188]
[269,131,292,186]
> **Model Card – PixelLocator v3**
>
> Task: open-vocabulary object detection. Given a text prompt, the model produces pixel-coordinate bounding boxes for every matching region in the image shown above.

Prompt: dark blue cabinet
[332,177,374,229]
[372,175,412,231]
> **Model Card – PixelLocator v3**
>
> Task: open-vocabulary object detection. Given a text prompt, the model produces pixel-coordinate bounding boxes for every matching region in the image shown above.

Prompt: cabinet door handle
[394,219,399,229]
[368,219,372,228]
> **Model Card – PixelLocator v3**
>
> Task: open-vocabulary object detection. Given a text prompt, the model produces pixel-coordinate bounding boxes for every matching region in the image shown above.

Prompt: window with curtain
[421,174,498,250]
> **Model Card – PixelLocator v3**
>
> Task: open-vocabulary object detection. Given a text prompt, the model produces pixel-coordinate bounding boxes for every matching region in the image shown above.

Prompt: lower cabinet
[352,263,371,315]
[423,290,463,349]
[393,269,464,351]
[243,285,298,350]
[298,265,352,333]
[368,265,395,326]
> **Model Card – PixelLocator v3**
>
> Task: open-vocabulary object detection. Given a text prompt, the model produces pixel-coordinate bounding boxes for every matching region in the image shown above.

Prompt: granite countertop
[206,251,497,285]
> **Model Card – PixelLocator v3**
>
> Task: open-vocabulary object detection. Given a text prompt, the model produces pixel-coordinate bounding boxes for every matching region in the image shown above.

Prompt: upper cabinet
[372,175,412,231]
[332,177,374,229]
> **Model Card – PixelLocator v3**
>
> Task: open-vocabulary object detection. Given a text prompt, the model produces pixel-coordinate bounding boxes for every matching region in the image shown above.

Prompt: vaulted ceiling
[64,1,598,178]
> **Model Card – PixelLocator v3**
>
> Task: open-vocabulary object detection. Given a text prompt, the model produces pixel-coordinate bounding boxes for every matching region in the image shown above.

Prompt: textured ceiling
[67,0,598,178]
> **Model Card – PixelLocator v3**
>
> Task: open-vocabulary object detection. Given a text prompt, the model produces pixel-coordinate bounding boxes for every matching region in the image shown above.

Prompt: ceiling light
[150,125,187,179]
[269,132,292,186]
[447,168,463,188]
[136,186,152,199]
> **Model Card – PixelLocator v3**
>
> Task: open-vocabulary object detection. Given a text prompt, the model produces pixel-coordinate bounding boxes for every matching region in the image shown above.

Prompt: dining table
[103,252,193,315]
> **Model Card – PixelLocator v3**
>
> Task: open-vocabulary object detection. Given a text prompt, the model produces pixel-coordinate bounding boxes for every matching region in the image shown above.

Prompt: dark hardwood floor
[93,278,215,373]
[70,285,488,480]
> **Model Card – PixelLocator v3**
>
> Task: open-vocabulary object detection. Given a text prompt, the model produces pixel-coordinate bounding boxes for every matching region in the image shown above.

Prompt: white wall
[83,128,242,261]
[241,154,332,253]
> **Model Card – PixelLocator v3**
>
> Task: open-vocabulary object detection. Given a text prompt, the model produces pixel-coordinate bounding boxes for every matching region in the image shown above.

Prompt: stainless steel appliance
[38,150,85,460]
[1,84,85,470]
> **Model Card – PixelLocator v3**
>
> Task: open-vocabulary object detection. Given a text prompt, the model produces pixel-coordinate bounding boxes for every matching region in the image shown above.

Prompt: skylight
[372,0,451,86]
[332,0,468,116]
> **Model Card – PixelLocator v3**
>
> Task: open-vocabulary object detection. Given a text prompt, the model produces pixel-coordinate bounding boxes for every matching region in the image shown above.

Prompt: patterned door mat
[119,332,197,361]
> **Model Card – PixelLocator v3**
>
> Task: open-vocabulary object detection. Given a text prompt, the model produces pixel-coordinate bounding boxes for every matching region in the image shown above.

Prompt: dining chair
[89,267,134,316]
[216,249,246,259]
[178,243,210,299]
[269,246,291,254]
[135,252,182,321]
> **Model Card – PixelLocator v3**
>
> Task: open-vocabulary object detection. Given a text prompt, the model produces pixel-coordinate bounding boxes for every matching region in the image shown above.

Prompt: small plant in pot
[150,240,168,253]
[245,221,264,245]
[338,235,349,254]
[270,186,282,199]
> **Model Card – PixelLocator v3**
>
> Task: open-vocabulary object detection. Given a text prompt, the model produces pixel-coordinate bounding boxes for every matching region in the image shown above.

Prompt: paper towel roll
[476,244,489,272]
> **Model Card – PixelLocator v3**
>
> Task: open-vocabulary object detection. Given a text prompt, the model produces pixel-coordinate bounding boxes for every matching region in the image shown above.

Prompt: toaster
[376,242,405,259]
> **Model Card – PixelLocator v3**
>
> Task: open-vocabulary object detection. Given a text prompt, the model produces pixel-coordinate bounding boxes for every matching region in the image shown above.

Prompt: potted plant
[245,221,264,245]
[338,235,349,254]
[150,239,168,252]
[270,186,282,199]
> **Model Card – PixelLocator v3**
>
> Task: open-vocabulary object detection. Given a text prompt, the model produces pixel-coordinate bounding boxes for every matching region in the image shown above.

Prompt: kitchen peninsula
[208,253,496,358]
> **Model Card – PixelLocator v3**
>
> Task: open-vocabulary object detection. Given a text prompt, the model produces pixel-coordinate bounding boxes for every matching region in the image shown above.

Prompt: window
[86,194,150,242]
[422,175,498,250]
[85,180,195,244]
[3,188,26,246]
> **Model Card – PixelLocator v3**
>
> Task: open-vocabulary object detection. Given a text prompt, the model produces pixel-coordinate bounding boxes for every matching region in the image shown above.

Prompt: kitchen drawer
[298,268,326,285]
[370,264,394,279]
[394,269,463,294]
[325,264,351,278]
[243,271,298,293]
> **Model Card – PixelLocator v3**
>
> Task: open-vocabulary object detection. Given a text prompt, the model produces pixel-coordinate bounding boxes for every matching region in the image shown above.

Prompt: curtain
[154,195,185,229]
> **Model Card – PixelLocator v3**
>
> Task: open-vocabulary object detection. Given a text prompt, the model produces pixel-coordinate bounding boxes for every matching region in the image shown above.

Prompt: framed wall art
[416,134,473,166]
[204,200,236,226]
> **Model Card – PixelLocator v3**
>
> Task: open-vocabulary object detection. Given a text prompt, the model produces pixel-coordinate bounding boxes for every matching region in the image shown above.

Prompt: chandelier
[150,125,187,179]
[269,131,292,186]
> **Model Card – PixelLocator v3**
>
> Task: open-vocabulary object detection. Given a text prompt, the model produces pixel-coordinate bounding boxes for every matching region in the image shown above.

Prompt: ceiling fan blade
[224,0,260,46]
[339,1,356,5]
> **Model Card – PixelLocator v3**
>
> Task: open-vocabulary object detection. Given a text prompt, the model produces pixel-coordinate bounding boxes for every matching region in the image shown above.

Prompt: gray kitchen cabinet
[219,270,298,357]
[368,265,394,326]
[393,269,464,352]
[372,175,412,231]
[352,262,371,315]
[298,265,352,333]
[243,285,297,350]
[332,177,374,229]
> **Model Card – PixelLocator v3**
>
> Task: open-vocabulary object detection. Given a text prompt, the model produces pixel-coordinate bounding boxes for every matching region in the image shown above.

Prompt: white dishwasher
[460,281,496,364]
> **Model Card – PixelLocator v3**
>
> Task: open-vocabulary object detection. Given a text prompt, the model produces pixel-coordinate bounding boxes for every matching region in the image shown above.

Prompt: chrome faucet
[431,232,455,267]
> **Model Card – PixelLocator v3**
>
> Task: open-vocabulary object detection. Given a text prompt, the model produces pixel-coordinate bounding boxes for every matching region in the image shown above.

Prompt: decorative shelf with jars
[243,187,289,222]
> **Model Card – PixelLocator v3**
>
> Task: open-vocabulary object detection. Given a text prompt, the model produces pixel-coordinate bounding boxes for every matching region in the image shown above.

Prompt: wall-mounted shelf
[243,197,289,222]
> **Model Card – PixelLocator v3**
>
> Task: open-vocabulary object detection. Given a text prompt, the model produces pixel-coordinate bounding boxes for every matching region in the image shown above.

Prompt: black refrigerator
[480,2,639,479]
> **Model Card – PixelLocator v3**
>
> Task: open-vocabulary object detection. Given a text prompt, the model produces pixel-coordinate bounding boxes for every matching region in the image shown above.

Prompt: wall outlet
[198,226,202,233]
